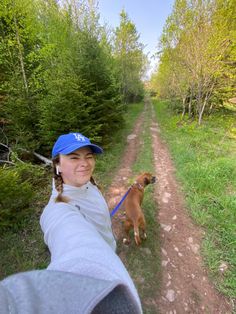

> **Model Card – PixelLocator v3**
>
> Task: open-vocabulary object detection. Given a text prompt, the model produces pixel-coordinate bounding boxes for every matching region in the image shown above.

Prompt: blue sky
[98,0,175,76]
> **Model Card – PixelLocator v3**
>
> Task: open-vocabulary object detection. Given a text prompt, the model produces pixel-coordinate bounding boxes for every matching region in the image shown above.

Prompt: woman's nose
[80,158,89,167]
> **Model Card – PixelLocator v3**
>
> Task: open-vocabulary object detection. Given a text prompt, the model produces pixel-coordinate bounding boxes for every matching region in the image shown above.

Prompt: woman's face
[58,146,95,187]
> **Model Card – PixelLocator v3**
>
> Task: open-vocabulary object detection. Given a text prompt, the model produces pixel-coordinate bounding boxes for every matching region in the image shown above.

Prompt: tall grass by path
[119,102,161,314]
[0,102,144,280]
[153,99,236,298]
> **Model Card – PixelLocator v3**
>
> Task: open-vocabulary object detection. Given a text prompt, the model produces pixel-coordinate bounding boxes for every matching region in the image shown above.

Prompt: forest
[150,0,236,125]
[0,0,147,156]
[1,0,235,167]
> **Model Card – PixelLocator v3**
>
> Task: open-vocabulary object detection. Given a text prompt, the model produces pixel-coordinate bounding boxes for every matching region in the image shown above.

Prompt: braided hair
[52,157,69,203]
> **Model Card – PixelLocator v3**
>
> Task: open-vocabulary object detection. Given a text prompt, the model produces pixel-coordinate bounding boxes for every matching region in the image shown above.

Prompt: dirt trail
[105,111,144,243]
[105,101,233,313]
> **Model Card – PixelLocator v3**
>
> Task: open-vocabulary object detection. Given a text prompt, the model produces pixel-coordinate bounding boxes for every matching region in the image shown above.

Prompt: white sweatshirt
[40,181,142,313]
[48,181,116,251]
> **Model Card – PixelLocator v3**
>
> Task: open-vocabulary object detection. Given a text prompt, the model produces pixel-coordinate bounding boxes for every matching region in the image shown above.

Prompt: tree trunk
[188,85,194,118]
[0,160,15,165]
[197,80,203,121]
[181,96,186,118]
[198,82,215,125]
[14,16,29,97]
[33,152,52,166]
[198,100,205,125]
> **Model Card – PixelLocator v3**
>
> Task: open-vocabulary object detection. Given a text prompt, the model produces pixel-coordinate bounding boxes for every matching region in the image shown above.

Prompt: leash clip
[110,187,132,218]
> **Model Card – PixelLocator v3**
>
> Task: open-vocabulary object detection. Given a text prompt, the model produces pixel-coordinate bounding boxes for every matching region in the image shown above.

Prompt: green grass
[153,99,236,299]
[0,102,144,280]
[118,102,161,314]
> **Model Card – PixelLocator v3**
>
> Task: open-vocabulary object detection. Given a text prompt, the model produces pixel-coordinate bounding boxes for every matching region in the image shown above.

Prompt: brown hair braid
[90,176,102,191]
[52,157,69,203]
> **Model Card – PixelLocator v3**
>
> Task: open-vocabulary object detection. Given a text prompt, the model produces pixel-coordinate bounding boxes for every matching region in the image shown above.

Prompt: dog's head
[136,172,157,187]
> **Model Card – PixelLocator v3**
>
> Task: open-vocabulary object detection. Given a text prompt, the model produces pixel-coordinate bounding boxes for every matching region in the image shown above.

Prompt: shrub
[0,165,37,230]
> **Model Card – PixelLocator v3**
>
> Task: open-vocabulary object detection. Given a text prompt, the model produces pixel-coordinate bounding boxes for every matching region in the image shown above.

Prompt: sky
[97,0,175,78]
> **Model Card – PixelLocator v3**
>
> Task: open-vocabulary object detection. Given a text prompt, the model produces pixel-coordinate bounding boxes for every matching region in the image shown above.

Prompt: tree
[0,0,43,147]
[152,0,236,124]
[113,9,145,103]
[0,0,146,156]
[37,0,124,150]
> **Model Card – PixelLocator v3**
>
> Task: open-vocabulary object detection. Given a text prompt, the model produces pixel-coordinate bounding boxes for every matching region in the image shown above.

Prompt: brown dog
[123,172,156,245]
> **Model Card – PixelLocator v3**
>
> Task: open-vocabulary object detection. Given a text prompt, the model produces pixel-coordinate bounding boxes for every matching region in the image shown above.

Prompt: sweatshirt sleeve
[39,201,143,313]
[40,202,105,254]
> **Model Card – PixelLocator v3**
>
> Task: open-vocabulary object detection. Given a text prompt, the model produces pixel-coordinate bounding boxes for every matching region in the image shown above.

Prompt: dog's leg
[140,218,147,241]
[123,220,132,245]
[134,221,141,246]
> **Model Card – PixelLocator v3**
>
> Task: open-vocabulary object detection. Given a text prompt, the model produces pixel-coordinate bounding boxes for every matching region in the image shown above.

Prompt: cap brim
[57,143,103,156]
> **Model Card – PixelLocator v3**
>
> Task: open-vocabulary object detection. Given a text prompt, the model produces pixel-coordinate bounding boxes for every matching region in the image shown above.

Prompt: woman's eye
[68,154,94,160]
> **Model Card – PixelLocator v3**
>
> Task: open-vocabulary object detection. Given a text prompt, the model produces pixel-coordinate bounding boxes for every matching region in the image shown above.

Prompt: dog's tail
[134,223,141,246]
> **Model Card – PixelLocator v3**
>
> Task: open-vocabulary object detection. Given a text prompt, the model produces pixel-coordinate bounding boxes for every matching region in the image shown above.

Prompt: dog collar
[133,182,144,190]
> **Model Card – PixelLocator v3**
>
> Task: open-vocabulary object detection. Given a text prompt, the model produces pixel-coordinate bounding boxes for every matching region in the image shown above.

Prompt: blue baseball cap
[52,133,103,158]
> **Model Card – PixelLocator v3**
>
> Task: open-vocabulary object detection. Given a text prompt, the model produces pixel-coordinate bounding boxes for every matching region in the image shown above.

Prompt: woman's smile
[76,169,91,175]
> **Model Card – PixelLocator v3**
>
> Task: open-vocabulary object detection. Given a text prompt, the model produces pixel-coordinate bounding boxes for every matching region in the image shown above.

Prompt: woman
[40,132,142,313]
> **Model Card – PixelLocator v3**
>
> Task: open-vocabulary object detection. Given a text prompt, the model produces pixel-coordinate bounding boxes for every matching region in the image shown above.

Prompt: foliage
[151,0,236,124]
[113,9,146,103]
[0,164,51,278]
[0,163,39,230]
[0,0,43,148]
[0,0,145,156]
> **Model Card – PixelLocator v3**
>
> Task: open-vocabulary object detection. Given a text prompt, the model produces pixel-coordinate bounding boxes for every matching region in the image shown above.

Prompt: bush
[14,163,47,186]
[0,164,38,230]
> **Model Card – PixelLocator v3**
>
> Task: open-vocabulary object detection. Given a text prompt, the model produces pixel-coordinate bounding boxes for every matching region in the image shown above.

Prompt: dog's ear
[144,177,150,186]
